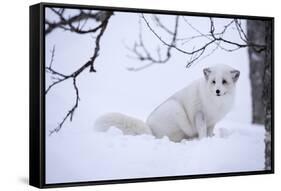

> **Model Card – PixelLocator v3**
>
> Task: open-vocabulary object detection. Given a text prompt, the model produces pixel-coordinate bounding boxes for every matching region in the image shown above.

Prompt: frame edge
[30,2,275,188]
[29,3,44,188]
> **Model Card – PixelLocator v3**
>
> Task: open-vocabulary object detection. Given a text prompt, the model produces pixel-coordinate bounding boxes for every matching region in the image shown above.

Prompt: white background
[0,0,279,190]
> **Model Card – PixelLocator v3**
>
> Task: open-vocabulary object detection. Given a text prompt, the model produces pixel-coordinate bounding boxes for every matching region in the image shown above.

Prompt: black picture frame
[30,2,274,189]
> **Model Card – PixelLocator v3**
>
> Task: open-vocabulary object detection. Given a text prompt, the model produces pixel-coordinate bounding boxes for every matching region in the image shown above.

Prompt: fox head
[203,64,240,97]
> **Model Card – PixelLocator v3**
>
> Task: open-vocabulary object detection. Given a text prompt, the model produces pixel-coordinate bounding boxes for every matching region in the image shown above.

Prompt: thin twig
[46,10,114,134]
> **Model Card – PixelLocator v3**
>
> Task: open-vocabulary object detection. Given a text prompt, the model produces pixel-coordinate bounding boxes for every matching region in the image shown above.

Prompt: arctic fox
[95,64,240,142]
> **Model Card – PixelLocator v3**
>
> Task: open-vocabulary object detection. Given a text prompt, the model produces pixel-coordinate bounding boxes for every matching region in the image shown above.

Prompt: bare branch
[45,8,111,35]
[88,14,111,72]
[234,19,248,42]
[152,15,174,35]
[49,78,80,135]
[129,15,267,70]
[127,15,179,71]
[49,45,55,68]
[46,10,114,134]
[142,15,223,56]
[209,17,266,52]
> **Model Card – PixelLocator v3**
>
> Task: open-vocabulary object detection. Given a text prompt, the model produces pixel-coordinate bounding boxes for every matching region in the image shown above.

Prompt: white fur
[95,64,239,142]
[95,113,152,135]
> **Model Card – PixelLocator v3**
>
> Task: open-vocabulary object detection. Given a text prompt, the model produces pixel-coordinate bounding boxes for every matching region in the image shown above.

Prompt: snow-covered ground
[45,9,265,183]
[46,121,264,183]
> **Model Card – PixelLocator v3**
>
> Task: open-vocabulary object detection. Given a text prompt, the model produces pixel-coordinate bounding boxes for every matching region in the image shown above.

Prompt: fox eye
[212,80,216,84]
[222,79,227,84]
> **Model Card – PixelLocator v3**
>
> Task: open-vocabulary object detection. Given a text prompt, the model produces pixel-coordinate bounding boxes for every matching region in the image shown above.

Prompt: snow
[46,121,264,183]
[45,9,265,184]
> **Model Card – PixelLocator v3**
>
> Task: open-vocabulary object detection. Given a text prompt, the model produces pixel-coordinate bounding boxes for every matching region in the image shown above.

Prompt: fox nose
[216,89,220,94]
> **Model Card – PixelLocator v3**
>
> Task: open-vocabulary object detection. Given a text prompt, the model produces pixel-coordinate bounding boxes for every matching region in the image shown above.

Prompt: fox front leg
[194,111,207,139]
[207,125,215,137]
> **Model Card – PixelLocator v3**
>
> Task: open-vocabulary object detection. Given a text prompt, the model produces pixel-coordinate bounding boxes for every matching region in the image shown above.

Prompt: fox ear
[230,70,240,82]
[203,68,211,80]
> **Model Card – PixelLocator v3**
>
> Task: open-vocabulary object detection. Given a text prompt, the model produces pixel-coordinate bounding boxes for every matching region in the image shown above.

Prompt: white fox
[95,64,240,142]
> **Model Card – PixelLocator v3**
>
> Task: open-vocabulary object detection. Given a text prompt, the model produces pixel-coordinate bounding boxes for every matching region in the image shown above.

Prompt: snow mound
[46,120,265,184]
